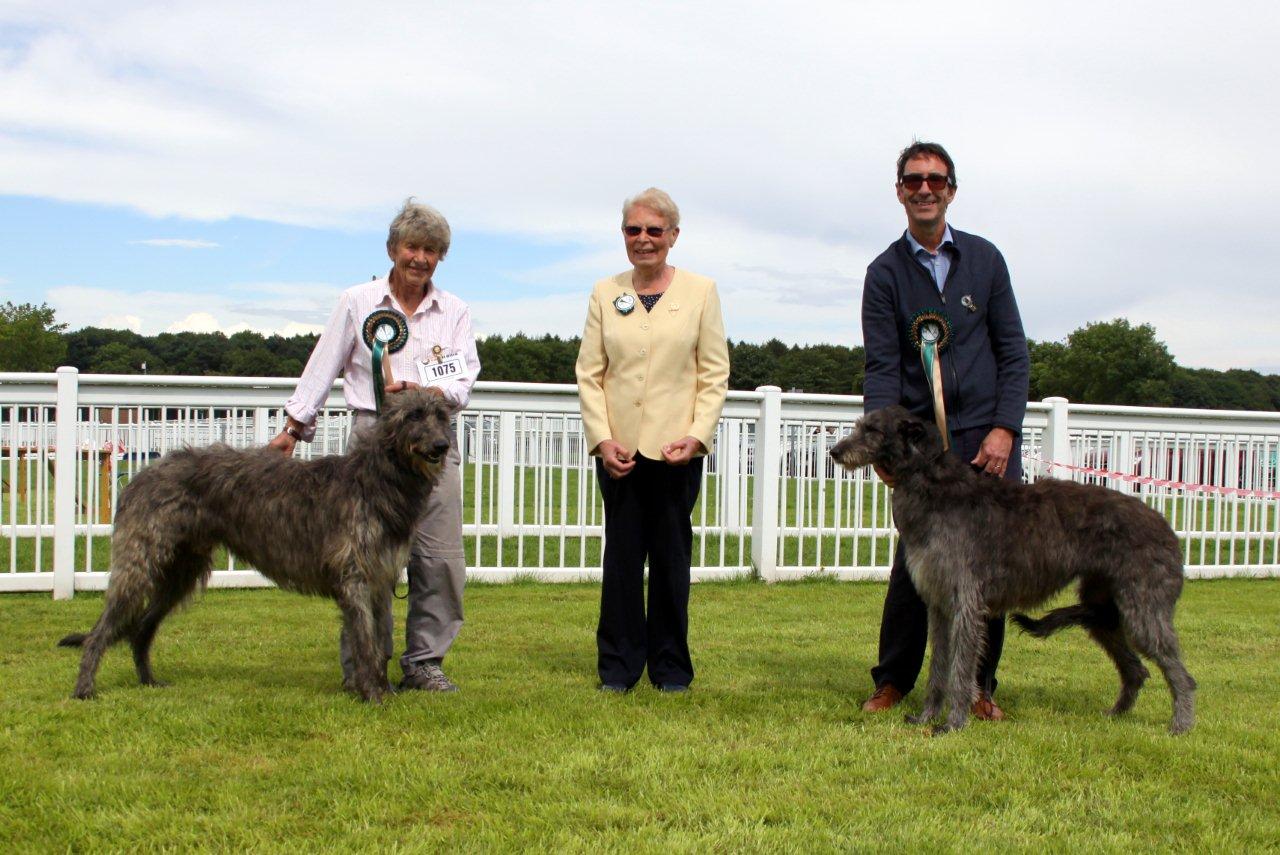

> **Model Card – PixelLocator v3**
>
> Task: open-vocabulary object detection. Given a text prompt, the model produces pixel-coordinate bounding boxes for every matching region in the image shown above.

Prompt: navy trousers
[595,455,704,689]
[869,425,1023,696]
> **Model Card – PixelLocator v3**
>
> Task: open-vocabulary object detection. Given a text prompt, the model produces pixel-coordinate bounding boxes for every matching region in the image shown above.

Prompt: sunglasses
[899,173,953,192]
[622,225,670,238]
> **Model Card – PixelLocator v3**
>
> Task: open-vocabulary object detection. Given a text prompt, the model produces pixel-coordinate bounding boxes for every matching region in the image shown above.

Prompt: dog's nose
[431,439,450,454]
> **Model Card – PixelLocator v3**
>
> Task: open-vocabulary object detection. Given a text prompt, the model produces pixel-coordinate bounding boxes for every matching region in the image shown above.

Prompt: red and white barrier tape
[1022,454,1280,500]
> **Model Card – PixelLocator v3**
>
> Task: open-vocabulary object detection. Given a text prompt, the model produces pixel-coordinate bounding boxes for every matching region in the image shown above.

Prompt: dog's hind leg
[906,606,950,726]
[71,608,133,699]
[130,547,211,687]
[1079,598,1149,716]
[1122,597,1196,734]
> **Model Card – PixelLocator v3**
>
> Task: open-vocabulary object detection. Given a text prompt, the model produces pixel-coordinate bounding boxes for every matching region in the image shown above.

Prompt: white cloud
[130,238,220,249]
[47,283,338,337]
[3,2,1278,369]
[99,313,142,332]
[167,312,221,333]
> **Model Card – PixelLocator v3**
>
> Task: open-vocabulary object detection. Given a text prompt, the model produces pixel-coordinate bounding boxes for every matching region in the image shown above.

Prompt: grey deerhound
[59,389,453,702]
[830,406,1195,735]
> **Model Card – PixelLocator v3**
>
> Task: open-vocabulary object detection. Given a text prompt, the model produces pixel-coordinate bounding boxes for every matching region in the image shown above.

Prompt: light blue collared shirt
[905,226,955,293]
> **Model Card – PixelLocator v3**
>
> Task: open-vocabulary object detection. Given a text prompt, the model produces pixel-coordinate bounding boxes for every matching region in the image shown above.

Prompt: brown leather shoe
[861,683,904,712]
[971,692,1006,721]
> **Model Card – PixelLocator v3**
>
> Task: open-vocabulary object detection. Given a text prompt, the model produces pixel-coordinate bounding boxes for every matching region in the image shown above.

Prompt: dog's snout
[431,438,450,454]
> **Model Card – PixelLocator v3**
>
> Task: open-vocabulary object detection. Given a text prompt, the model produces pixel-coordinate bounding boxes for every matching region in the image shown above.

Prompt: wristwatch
[284,424,303,441]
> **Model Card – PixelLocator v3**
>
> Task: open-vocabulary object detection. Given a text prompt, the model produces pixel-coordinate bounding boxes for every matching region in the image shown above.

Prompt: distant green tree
[151,332,228,375]
[1027,338,1067,401]
[0,302,68,371]
[728,341,773,390]
[1037,319,1176,406]
[90,342,155,374]
[65,326,149,371]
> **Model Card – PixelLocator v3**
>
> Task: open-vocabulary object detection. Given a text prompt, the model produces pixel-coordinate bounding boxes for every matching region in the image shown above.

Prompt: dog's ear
[898,416,944,456]
[897,417,928,446]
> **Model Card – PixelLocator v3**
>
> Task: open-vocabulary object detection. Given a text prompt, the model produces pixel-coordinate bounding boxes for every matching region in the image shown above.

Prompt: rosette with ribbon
[361,309,410,414]
[909,309,952,451]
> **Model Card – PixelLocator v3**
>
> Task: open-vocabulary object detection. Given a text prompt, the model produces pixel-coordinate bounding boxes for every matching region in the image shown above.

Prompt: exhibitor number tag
[416,354,466,387]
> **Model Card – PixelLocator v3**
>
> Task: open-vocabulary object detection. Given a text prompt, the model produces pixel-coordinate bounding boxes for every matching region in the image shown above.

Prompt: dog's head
[374,388,454,480]
[829,405,944,477]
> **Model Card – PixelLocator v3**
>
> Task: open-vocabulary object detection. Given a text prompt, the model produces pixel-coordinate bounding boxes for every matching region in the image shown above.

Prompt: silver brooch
[960,295,977,313]
[614,294,636,315]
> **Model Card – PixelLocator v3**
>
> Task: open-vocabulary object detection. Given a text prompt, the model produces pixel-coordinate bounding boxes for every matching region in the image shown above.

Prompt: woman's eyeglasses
[623,226,669,238]
[899,173,952,192]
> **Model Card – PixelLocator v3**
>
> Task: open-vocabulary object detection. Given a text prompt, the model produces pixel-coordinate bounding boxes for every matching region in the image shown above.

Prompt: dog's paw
[929,723,954,737]
[905,711,932,725]
[71,688,95,700]
[357,680,395,704]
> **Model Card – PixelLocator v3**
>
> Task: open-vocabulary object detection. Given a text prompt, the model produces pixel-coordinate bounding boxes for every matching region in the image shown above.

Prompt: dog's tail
[57,632,88,648]
[1011,604,1107,638]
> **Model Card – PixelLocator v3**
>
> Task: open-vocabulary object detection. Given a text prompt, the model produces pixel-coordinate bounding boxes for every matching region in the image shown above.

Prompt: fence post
[253,406,271,446]
[497,411,517,540]
[720,419,742,530]
[1040,396,1071,480]
[53,367,79,600]
[751,386,782,581]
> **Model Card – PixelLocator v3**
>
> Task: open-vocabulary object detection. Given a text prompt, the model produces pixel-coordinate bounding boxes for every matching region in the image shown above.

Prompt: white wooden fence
[1,369,1276,597]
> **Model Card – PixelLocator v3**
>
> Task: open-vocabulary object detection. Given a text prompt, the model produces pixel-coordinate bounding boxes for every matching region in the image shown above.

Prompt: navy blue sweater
[861,228,1029,434]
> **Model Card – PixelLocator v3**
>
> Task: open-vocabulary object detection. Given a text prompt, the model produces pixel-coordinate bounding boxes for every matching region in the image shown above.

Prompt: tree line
[2,301,1278,410]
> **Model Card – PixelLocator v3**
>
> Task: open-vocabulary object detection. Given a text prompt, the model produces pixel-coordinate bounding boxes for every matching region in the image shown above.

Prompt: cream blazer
[576,269,730,460]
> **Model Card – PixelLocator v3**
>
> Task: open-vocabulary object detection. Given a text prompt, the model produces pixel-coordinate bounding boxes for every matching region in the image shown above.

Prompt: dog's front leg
[370,581,395,690]
[906,605,951,726]
[935,597,984,736]
[336,580,390,703]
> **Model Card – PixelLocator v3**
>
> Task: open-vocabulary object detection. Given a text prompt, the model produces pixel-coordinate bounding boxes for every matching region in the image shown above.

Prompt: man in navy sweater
[860,141,1030,720]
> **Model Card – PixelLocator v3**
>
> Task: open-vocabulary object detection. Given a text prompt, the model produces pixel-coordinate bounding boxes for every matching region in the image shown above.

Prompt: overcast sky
[1,1,1276,371]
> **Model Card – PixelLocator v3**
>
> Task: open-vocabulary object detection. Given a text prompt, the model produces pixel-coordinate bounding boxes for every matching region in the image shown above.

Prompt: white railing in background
[1,369,1276,597]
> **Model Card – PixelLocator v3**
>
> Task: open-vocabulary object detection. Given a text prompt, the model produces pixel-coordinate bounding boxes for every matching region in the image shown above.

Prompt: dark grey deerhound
[59,389,453,703]
[830,406,1195,735]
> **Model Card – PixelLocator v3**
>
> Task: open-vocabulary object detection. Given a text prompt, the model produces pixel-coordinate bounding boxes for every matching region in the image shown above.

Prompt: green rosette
[361,309,410,414]
[908,310,952,452]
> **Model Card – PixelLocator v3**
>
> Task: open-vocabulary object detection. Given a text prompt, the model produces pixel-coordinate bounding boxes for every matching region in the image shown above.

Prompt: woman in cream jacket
[575,188,730,693]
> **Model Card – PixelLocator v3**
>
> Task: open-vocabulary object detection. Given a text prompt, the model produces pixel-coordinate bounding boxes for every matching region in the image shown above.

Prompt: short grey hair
[622,187,680,230]
[386,198,451,257]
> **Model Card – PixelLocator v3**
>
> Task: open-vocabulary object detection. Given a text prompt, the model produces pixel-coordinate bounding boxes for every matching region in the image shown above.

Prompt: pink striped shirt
[285,276,481,439]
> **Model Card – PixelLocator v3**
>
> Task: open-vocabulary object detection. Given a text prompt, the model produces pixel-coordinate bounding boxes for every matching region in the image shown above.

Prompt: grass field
[2,578,1278,851]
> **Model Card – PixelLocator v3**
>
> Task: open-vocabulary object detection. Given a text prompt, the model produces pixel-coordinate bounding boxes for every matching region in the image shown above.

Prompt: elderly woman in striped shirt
[270,198,480,694]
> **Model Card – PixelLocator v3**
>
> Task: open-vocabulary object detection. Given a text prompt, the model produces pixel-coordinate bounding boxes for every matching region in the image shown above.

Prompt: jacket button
[637,375,644,381]
[641,323,649,330]
[639,348,646,355]
[634,400,642,407]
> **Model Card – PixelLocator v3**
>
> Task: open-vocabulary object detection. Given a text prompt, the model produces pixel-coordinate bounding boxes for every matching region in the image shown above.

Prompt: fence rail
[1,369,1277,597]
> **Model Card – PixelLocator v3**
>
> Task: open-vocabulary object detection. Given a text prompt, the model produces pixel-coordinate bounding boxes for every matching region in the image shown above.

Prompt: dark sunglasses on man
[622,225,670,238]
[899,173,953,192]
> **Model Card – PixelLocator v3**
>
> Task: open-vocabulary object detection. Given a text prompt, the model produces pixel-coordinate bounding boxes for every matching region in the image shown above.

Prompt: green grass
[2,579,1277,851]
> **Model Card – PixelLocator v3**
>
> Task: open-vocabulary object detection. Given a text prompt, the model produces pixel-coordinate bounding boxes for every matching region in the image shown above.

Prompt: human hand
[873,463,895,487]
[971,427,1015,477]
[596,439,635,479]
[385,379,426,395]
[661,436,704,466]
[267,431,297,456]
